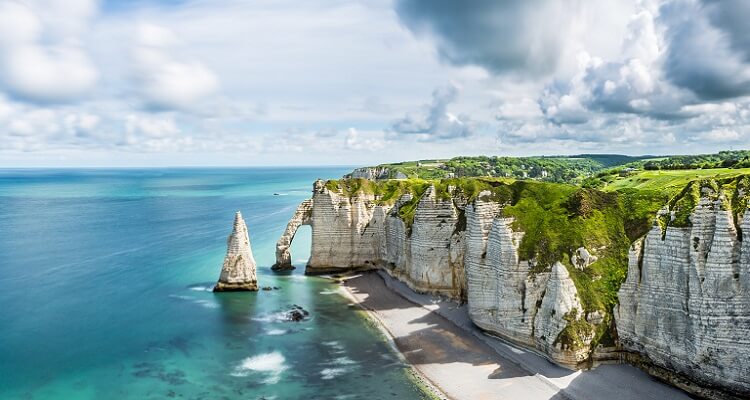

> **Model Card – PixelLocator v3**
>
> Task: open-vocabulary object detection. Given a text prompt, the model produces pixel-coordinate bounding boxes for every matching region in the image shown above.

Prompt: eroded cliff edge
[276,177,750,399]
[617,181,750,399]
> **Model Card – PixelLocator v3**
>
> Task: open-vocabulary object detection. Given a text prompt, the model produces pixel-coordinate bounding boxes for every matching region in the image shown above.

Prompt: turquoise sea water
[0,168,431,400]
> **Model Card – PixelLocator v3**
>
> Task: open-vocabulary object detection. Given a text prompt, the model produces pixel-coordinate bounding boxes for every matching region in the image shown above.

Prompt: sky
[0,0,749,167]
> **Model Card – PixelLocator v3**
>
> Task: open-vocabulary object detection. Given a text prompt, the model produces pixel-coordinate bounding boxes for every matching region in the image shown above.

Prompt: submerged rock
[286,305,310,322]
[213,211,259,292]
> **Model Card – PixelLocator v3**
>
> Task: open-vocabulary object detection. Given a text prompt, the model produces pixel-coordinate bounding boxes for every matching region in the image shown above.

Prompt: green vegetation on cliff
[325,165,750,352]
[324,177,650,315]
[348,150,750,188]
[350,154,649,183]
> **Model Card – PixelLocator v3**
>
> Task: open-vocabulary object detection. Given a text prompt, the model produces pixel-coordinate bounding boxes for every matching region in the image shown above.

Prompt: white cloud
[344,128,388,151]
[64,113,100,137]
[391,84,475,140]
[125,114,180,139]
[2,0,750,166]
[0,0,98,103]
[132,23,219,110]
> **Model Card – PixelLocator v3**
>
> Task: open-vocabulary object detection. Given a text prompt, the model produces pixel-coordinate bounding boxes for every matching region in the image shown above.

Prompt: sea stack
[213,211,259,292]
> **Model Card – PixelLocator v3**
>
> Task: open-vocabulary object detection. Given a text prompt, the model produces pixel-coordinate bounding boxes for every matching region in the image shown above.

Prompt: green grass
[602,168,750,195]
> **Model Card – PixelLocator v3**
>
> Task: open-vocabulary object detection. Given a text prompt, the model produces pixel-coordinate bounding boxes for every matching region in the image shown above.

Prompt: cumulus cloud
[132,23,219,110]
[125,114,180,139]
[64,113,100,137]
[4,0,750,165]
[344,128,388,151]
[391,84,474,140]
[395,0,570,76]
[0,0,98,103]
[662,0,750,100]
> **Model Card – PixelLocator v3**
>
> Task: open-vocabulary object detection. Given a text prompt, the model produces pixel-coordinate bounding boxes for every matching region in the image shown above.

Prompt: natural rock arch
[272,198,313,270]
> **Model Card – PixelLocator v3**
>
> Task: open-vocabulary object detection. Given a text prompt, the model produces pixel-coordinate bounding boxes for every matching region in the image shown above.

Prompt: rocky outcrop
[278,179,750,397]
[275,181,464,297]
[272,199,313,271]
[305,180,385,273]
[277,182,596,366]
[345,166,391,180]
[616,194,750,398]
[214,211,258,292]
[465,208,589,366]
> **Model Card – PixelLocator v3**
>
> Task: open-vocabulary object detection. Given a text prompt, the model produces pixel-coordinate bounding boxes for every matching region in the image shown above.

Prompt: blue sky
[0,0,749,166]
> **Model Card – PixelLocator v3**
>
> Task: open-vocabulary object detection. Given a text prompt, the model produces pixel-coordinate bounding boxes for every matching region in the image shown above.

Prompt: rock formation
[214,211,259,292]
[276,182,593,365]
[345,166,391,180]
[272,199,313,270]
[276,179,750,398]
[616,192,750,398]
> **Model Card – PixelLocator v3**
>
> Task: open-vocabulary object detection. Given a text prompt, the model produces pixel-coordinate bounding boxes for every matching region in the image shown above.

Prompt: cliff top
[345,150,750,185]
[321,170,750,325]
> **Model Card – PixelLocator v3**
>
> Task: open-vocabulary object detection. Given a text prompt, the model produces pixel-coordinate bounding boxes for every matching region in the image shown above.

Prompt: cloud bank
[0,0,749,166]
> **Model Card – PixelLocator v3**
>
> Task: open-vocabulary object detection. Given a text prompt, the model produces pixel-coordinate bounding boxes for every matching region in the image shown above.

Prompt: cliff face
[295,180,464,296]
[345,166,392,180]
[277,181,593,366]
[214,211,258,291]
[277,178,750,398]
[616,193,750,398]
[464,199,591,366]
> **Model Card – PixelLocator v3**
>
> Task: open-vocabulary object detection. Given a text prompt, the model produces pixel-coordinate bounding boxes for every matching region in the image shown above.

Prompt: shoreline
[338,270,693,400]
[338,271,563,400]
[339,275,449,400]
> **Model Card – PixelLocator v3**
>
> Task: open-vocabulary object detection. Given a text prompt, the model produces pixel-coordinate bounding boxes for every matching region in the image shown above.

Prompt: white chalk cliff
[277,182,591,366]
[617,193,750,398]
[214,211,258,292]
[276,179,750,398]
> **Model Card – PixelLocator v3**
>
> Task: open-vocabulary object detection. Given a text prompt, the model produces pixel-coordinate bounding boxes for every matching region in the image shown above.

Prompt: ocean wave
[194,299,219,309]
[329,356,356,366]
[188,285,214,292]
[322,340,343,349]
[251,311,289,323]
[169,294,218,309]
[322,340,346,355]
[265,329,288,336]
[320,367,351,380]
[231,352,288,384]
[318,288,340,295]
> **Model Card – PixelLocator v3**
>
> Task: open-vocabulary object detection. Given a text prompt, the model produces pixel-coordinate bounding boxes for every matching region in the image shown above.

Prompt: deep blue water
[0,168,431,399]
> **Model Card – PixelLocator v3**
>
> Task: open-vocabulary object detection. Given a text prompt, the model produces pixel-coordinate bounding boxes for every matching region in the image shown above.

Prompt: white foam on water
[320,367,350,380]
[322,341,345,354]
[189,285,213,292]
[319,289,340,295]
[265,329,287,336]
[194,299,219,309]
[231,352,288,384]
[169,294,219,309]
[329,356,356,366]
[251,311,289,323]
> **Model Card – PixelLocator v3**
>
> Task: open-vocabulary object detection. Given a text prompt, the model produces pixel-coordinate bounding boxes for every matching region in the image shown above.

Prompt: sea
[0,167,432,400]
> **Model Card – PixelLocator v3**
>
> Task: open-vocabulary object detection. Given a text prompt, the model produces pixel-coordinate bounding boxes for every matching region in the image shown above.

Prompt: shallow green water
[0,168,432,399]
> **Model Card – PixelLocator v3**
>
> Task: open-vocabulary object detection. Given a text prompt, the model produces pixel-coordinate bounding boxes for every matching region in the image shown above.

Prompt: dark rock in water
[272,286,280,290]
[286,305,310,322]
[261,286,273,291]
